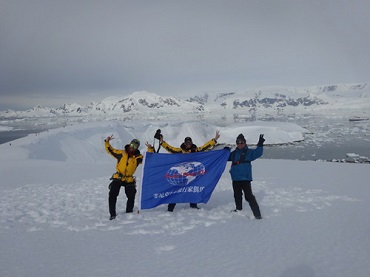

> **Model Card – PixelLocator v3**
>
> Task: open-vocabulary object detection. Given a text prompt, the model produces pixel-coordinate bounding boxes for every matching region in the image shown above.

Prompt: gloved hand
[105,134,114,142]
[257,134,265,147]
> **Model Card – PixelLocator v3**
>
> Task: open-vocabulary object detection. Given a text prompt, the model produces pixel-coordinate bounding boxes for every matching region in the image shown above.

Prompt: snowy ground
[0,120,369,277]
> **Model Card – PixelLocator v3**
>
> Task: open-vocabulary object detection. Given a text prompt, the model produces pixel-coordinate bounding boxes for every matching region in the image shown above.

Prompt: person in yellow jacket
[105,135,143,220]
[146,131,220,212]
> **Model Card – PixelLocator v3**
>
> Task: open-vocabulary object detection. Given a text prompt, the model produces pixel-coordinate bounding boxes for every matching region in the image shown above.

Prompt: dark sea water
[262,138,370,161]
[0,129,44,144]
[0,117,68,145]
[264,117,370,162]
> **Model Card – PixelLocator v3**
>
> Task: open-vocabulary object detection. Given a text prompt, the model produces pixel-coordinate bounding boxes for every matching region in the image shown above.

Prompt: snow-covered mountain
[1,83,369,119]
[0,91,205,118]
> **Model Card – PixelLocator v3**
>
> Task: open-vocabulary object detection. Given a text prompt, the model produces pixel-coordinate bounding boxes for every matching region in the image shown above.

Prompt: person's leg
[167,203,176,212]
[108,180,121,218]
[124,185,137,213]
[232,181,243,210]
[242,181,262,219]
[189,203,199,209]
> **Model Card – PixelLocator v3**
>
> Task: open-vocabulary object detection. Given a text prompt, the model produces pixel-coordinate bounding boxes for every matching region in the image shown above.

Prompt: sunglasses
[236,141,245,145]
[130,143,138,149]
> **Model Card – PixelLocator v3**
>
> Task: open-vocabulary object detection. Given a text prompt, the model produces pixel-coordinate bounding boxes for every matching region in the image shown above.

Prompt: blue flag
[138,149,230,210]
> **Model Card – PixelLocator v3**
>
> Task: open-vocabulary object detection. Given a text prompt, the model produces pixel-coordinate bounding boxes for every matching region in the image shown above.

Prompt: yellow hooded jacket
[105,141,143,183]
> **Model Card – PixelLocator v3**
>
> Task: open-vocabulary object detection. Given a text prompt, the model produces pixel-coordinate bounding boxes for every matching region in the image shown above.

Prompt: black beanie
[236,134,246,142]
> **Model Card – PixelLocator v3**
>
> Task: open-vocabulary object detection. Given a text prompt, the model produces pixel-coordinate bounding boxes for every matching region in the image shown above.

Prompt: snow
[1,120,369,277]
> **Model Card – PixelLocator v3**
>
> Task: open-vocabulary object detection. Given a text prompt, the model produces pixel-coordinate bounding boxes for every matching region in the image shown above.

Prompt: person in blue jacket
[228,133,265,219]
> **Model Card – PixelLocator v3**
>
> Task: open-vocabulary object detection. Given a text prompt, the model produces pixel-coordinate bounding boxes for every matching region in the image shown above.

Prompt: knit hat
[236,134,246,143]
[184,137,192,144]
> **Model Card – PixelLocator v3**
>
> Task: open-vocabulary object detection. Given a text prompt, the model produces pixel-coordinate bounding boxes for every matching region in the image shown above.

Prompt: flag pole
[137,152,147,212]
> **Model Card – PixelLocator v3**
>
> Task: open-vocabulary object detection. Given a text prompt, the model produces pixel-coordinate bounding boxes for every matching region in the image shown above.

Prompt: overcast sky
[1,0,370,110]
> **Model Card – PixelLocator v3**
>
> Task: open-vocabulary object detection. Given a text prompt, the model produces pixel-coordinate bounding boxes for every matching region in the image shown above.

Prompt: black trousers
[108,180,136,216]
[232,180,261,218]
[167,203,198,212]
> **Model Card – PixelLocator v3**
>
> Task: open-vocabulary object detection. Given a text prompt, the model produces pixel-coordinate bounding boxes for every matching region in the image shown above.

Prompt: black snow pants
[167,202,198,212]
[108,179,136,216]
[232,180,261,218]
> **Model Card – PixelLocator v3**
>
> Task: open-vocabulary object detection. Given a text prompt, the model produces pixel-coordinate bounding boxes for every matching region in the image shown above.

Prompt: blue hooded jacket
[228,145,263,181]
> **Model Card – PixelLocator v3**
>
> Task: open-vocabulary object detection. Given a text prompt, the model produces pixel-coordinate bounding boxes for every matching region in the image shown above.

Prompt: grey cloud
[1,0,370,110]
